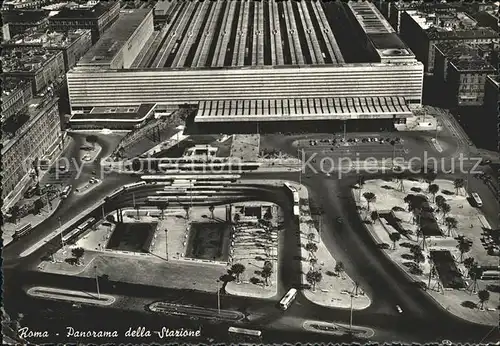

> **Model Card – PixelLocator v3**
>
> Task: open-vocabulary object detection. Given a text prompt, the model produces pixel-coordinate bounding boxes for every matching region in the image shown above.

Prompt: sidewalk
[230,135,260,161]
[3,196,63,246]
[2,136,73,213]
[241,179,371,309]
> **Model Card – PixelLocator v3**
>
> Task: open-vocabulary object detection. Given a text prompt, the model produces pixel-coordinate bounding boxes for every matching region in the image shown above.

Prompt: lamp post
[165,228,168,261]
[297,147,302,187]
[58,216,65,253]
[349,293,354,333]
[94,265,101,299]
[216,279,221,315]
[101,204,106,221]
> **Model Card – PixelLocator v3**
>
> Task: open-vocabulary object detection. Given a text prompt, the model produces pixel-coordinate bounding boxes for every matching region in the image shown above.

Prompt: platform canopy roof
[194,97,412,122]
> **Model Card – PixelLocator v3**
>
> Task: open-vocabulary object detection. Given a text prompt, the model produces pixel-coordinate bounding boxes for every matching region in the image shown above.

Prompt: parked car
[396,305,403,313]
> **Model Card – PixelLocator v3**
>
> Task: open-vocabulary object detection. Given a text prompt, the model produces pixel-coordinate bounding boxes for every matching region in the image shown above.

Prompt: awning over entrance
[194,97,412,122]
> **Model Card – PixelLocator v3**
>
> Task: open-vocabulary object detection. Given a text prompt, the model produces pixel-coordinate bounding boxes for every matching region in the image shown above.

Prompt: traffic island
[302,320,374,338]
[74,179,102,196]
[225,202,282,299]
[289,182,371,310]
[79,142,102,165]
[27,286,115,306]
[148,302,245,321]
[353,178,499,326]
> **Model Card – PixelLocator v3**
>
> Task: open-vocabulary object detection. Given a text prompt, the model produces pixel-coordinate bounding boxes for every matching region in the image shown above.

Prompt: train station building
[66,1,424,130]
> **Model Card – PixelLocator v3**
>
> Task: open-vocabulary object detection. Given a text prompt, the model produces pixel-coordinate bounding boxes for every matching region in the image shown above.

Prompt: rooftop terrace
[49,1,116,20]
[6,28,90,48]
[1,77,30,96]
[450,57,495,72]
[77,9,152,67]
[2,46,60,72]
[1,9,50,23]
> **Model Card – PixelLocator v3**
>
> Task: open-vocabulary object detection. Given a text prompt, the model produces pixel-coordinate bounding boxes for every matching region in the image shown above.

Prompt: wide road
[3,134,499,343]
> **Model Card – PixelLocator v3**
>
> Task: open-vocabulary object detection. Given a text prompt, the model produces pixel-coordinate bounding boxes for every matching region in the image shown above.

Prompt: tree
[413,251,425,268]
[263,260,273,271]
[158,201,169,220]
[230,263,245,283]
[424,170,437,190]
[478,290,490,310]
[441,203,451,220]
[305,242,318,259]
[444,217,458,237]
[86,134,98,149]
[33,198,44,214]
[307,232,316,243]
[335,261,345,277]
[309,257,318,271]
[10,205,20,224]
[233,213,241,224]
[435,195,446,209]
[306,270,322,291]
[454,178,465,195]
[363,192,376,211]
[71,247,85,265]
[457,240,471,262]
[261,267,272,286]
[389,232,401,249]
[208,205,215,219]
[463,257,475,277]
[371,211,379,221]
[428,184,439,203]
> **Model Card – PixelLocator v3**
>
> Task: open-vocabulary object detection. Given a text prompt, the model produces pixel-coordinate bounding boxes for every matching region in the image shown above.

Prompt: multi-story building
[1,9,50,36]
[48,1,120,43]
[1,77,33,121]
[4,28,93,71]
[400,9,499,74]
[2,0,55,10]
[76,9,153,69]
[447,57,496,106]
[2,46,65,93]
[434,42,478,82]
[1,96,61,200]
[483,75,499,150]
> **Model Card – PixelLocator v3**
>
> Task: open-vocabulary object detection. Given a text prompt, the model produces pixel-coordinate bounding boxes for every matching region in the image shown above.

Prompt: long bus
[278,288,298,310]
[77,217,96,231]
[228,327,262,343]
[471,192,483,207]
[123,181,147,189]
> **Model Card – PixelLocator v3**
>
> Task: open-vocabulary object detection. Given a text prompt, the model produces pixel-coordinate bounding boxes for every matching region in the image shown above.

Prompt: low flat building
[2,46,65,93]
[68,103,156,130]
[48,1,120,43]
[77,9,153,69]
[1,77,33,121]
[4,28,93,71]
[2,96,61,200]
[1,9,50,36]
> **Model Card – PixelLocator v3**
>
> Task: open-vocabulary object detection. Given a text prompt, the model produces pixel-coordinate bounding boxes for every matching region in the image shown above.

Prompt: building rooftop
[349,1,395,34]
[2,95,58,155]
[435,42,479,59]
[349,2,414,60]
[450,56,495,72]
[406,9,499,39]
[1,77,30,97]
[49,1,116,20]
[77,9,152,67]
[5,28,90,48]
[1,46,60,72]
[2,9,50,23]
[71,103,155,120]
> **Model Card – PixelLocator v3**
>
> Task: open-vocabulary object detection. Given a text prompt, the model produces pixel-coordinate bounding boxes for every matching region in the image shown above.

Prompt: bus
[471,192,483,207]
[123,181,147,189]
[278,288,298,310]
[77,217,96,231]
[481,270,500,280]
[228,327,262,342]
[61,185,72,199]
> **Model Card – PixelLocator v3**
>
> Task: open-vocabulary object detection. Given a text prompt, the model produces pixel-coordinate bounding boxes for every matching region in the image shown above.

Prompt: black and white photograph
[1,0,499,344]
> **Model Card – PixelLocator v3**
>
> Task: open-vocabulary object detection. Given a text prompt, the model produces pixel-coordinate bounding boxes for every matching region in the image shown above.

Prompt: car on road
[480,159,492,165]
[336,217,343,224]
[377,243,390,249]
[396,305,403,313]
